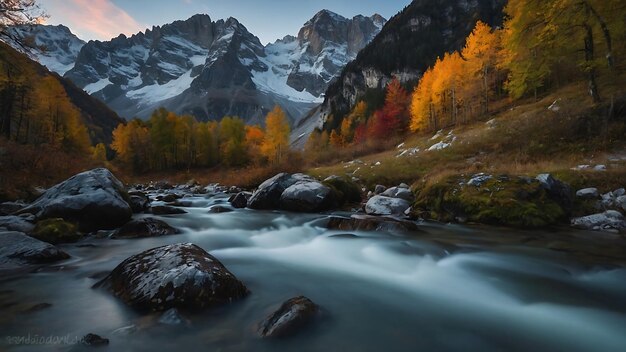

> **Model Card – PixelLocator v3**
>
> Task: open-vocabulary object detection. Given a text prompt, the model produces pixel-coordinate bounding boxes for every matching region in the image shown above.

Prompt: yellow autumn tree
[261,106,290,164]
[410,67,436,132]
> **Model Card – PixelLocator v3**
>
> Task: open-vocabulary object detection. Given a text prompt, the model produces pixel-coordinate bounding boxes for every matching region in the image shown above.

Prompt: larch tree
[462,21,500,115]
[261,106,290,164]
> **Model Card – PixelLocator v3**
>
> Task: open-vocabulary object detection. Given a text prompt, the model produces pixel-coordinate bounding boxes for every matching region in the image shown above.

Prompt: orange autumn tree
[245,125,265,163]
[410,67,436,132]
[261,106,290,164]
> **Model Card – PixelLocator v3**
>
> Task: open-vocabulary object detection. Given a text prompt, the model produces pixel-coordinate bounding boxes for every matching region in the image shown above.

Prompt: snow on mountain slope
[8,11,385,124]
[2,25,85,75]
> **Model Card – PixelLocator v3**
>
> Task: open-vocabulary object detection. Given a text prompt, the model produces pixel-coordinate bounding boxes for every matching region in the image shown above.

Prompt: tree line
[110,106,290,172]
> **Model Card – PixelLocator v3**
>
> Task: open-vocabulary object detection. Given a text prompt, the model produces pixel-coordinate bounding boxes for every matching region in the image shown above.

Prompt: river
[1,192,626,351]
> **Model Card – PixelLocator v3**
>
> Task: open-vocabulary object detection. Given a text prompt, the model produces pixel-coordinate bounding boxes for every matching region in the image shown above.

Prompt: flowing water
[1,193,626,351]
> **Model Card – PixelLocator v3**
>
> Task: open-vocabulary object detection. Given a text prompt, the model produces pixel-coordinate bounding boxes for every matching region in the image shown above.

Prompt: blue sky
[43,0,411,44]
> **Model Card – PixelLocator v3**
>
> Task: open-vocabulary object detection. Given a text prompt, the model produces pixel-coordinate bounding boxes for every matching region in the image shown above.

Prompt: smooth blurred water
[1,193,625,352]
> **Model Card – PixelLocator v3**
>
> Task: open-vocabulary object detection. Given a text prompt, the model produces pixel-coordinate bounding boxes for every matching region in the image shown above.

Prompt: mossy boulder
[412,175,567,228]
[32,218,82,244]
[322,176,362,206]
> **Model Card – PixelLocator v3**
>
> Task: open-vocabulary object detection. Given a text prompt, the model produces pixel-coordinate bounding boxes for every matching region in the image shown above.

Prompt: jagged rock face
[321,0,507,130]
[281,11,385,98]
[55,11,383,124]
[4,24,85,75]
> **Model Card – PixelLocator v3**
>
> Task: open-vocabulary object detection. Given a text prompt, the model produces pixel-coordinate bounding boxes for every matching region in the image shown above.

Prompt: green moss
[322,176,363,206]
[32,218,82,244]
[412,176,567,228]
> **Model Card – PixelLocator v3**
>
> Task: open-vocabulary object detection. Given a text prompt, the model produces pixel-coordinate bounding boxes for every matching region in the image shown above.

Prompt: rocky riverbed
[0,168,625,351]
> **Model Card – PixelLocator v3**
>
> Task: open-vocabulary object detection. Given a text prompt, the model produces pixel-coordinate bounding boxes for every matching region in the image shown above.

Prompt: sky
[42,0,412,45]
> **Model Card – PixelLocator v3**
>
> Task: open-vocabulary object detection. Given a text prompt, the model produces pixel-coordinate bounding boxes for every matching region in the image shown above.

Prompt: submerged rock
[258,296,319,338]
[18,168,132,232]
[159,308,185,325]
[208,206,233,213]
[82,333,109,346]
[111,218,180,239]
[326,215,419,233]
[0,231,69,269]
[365,196,411,216]
[150,206,187,215]
[96,243,248,311]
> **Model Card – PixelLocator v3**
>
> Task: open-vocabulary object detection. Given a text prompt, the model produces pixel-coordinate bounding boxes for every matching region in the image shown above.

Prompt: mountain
[0,41,124,145]
[61,11,384,123]
[3,24,85,75]
[320,0,507,131]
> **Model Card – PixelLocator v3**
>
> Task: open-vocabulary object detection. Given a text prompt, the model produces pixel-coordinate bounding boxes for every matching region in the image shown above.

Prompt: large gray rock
[95,243,248,311]
[571,210,626,233]
[0,231,69,270]
[248,173,301,210]
[0,214,35,233]
[19,169,131,232]
[280,181,334,212]
[229,192,251,209]
[258,296,319,338]
[365,196,411,216]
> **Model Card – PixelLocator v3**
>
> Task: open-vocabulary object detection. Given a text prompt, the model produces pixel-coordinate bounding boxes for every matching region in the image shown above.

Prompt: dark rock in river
[158,193,182,203]
[229,192,251,209]
[208,206,233,213]
[248,173,301,210]
[150,206,188,215]
[0,231,69,269]
[96,243,248,311]
[112,218,180,239]
[82,333,109,346]
[18,168,132,232]
[258,296,319,338]
[326,215,419,233]
[128,191,150,213]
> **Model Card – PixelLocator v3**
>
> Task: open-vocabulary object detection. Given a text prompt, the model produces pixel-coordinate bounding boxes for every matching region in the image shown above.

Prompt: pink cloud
[44,0,145,41]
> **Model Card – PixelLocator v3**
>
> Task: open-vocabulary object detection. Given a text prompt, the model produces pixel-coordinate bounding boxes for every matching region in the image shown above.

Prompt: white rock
[467,173,492,187]
[593,165,607,171]
[571,211,625,232]
[365,196,410,216]
[576,188,599,199]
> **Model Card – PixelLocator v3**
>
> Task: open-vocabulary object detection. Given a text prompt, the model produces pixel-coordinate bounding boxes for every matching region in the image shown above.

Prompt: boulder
[0,201,25,216]
[571,210,626,233]
[467,173,493,187]
[128,191,150,213]
[18,169,132,232]
[158,193,182,203]
[258,296,319,338]
[248,173,305,210]
[150,206,187,215]
[576,188,599,199]
[374,185,386,194]
[229,192,251,209]
[112,218,180,239]
[95,243,248,311]
[31,218,82,244]
[0,214,35,233]
[365,196,411,216]
[381,187,414,202]
[0,231,69,269]
[326,215,419,233]
[280,181,335,212]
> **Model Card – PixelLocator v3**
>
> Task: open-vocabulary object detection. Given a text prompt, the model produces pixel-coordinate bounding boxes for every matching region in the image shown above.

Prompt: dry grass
[309,81,626,192]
